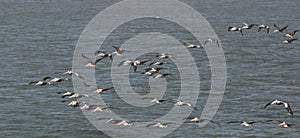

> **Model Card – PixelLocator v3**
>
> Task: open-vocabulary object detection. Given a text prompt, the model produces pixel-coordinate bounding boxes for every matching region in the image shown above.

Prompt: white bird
[283,37,298,44]
[111,46,126,56]
[258,24,270,33]
[203,38,220,47]
[148,61,168,66]
[274,24,288,33]
[147,122,174,128]
[241,23,258,30]
[156,53,174,59]
[94,51,113,60]
[43,76,69,83]
[118,59,148,72]
[63,70,84,79]
[170,99,198,110]
[264,99,293,117]
[29,81,51,86]
[228,26,243,35]
[81,54,104,67]
[184,43,203,48]
[284,30,299,38]
[83,83,114,94]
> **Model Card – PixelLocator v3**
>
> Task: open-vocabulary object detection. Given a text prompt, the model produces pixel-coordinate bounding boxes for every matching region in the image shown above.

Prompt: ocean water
[1,0,300,137]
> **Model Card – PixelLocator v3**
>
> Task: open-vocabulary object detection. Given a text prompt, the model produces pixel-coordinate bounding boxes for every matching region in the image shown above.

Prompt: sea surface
[1,0,300,137]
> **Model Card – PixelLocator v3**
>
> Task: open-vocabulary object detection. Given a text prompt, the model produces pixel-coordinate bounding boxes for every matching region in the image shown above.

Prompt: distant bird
[284,30,299,38]
[184,117,219,125]
[283,37,298,44]
[227,121,258,127]
[81,54,103,67]
[29,81,50,86]
[83,83,114,94]
[170,99,198,110]
[63,70,84,79]
[228,26,243,35]
[274,24,288,33]
[61,100,84,107]
[80,103,96,110]
[264,99,293,117]
[118,59,148,72]
[203,38,220,47]
[147,122,174,128]
[92,106,110,112]
[148,61,168,66]
[94,51,113,60]
[258,24,270,33]
[106,119,135,126]
[241,23,258,30]
[142,67,164,76]
[68,93,90,99]
[43,76,69,83]
[183,43,203,48]
[111,46,126,56]
[265,120,299,128]
[153,73,171,79]
[156,53,174,59]
[150,98,169,104]
[57,91,75,98]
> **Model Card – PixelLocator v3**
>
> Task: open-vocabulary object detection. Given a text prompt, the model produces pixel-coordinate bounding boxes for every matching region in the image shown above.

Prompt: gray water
[1,0,300,137]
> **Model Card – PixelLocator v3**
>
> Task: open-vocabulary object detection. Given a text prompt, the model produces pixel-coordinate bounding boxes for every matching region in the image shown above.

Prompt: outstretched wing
[81,53,93,63]
[280,25,288,32]
[264,100,275,108]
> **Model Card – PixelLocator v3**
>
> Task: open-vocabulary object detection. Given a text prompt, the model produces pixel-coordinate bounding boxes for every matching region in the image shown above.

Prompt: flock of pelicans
[28,22,299,129]
[228,23,298,44]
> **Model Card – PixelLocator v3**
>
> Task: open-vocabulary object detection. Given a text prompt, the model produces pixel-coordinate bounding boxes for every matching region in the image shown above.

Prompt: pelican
[118,59,148,72]
[29,81,50,86]
[81,54,103,67]
[264,99,293,117]
[63,70,84,79]
[147,122,174,128]
[170,99,198,110]
[241,23,258,30]
[92,106,110,112]
[57,91,75,98]
[148,61,168,66]
[258,24,270,33]
[83,83,114,94]
[203,38,220,47]
[153,73,171,79]
[43,76,69,83]
[142,67,164,76]
[184,117,220,125]
[283,37,298,44]
[106,119,135,126]
[284,30,299,38]
[227,121,258,127]
[274,24,288,33]
[111,46,126,56]
[94,51,113,60]
[156,53,174,59]
[228,26,243,35]
[183,43,203,48]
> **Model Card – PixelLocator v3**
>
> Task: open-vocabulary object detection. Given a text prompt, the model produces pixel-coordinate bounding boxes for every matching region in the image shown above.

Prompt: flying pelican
[284,30,299,38]
[203,38,220,47]
[63,70,84,79]
[228,26,243,35]
[258,24,270,33]
[81,54,104,67]
[241,23,258,30]
[83,83,114,94]
[264,99,293,117]
[283,37,298,44]
[274,24,288,33]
